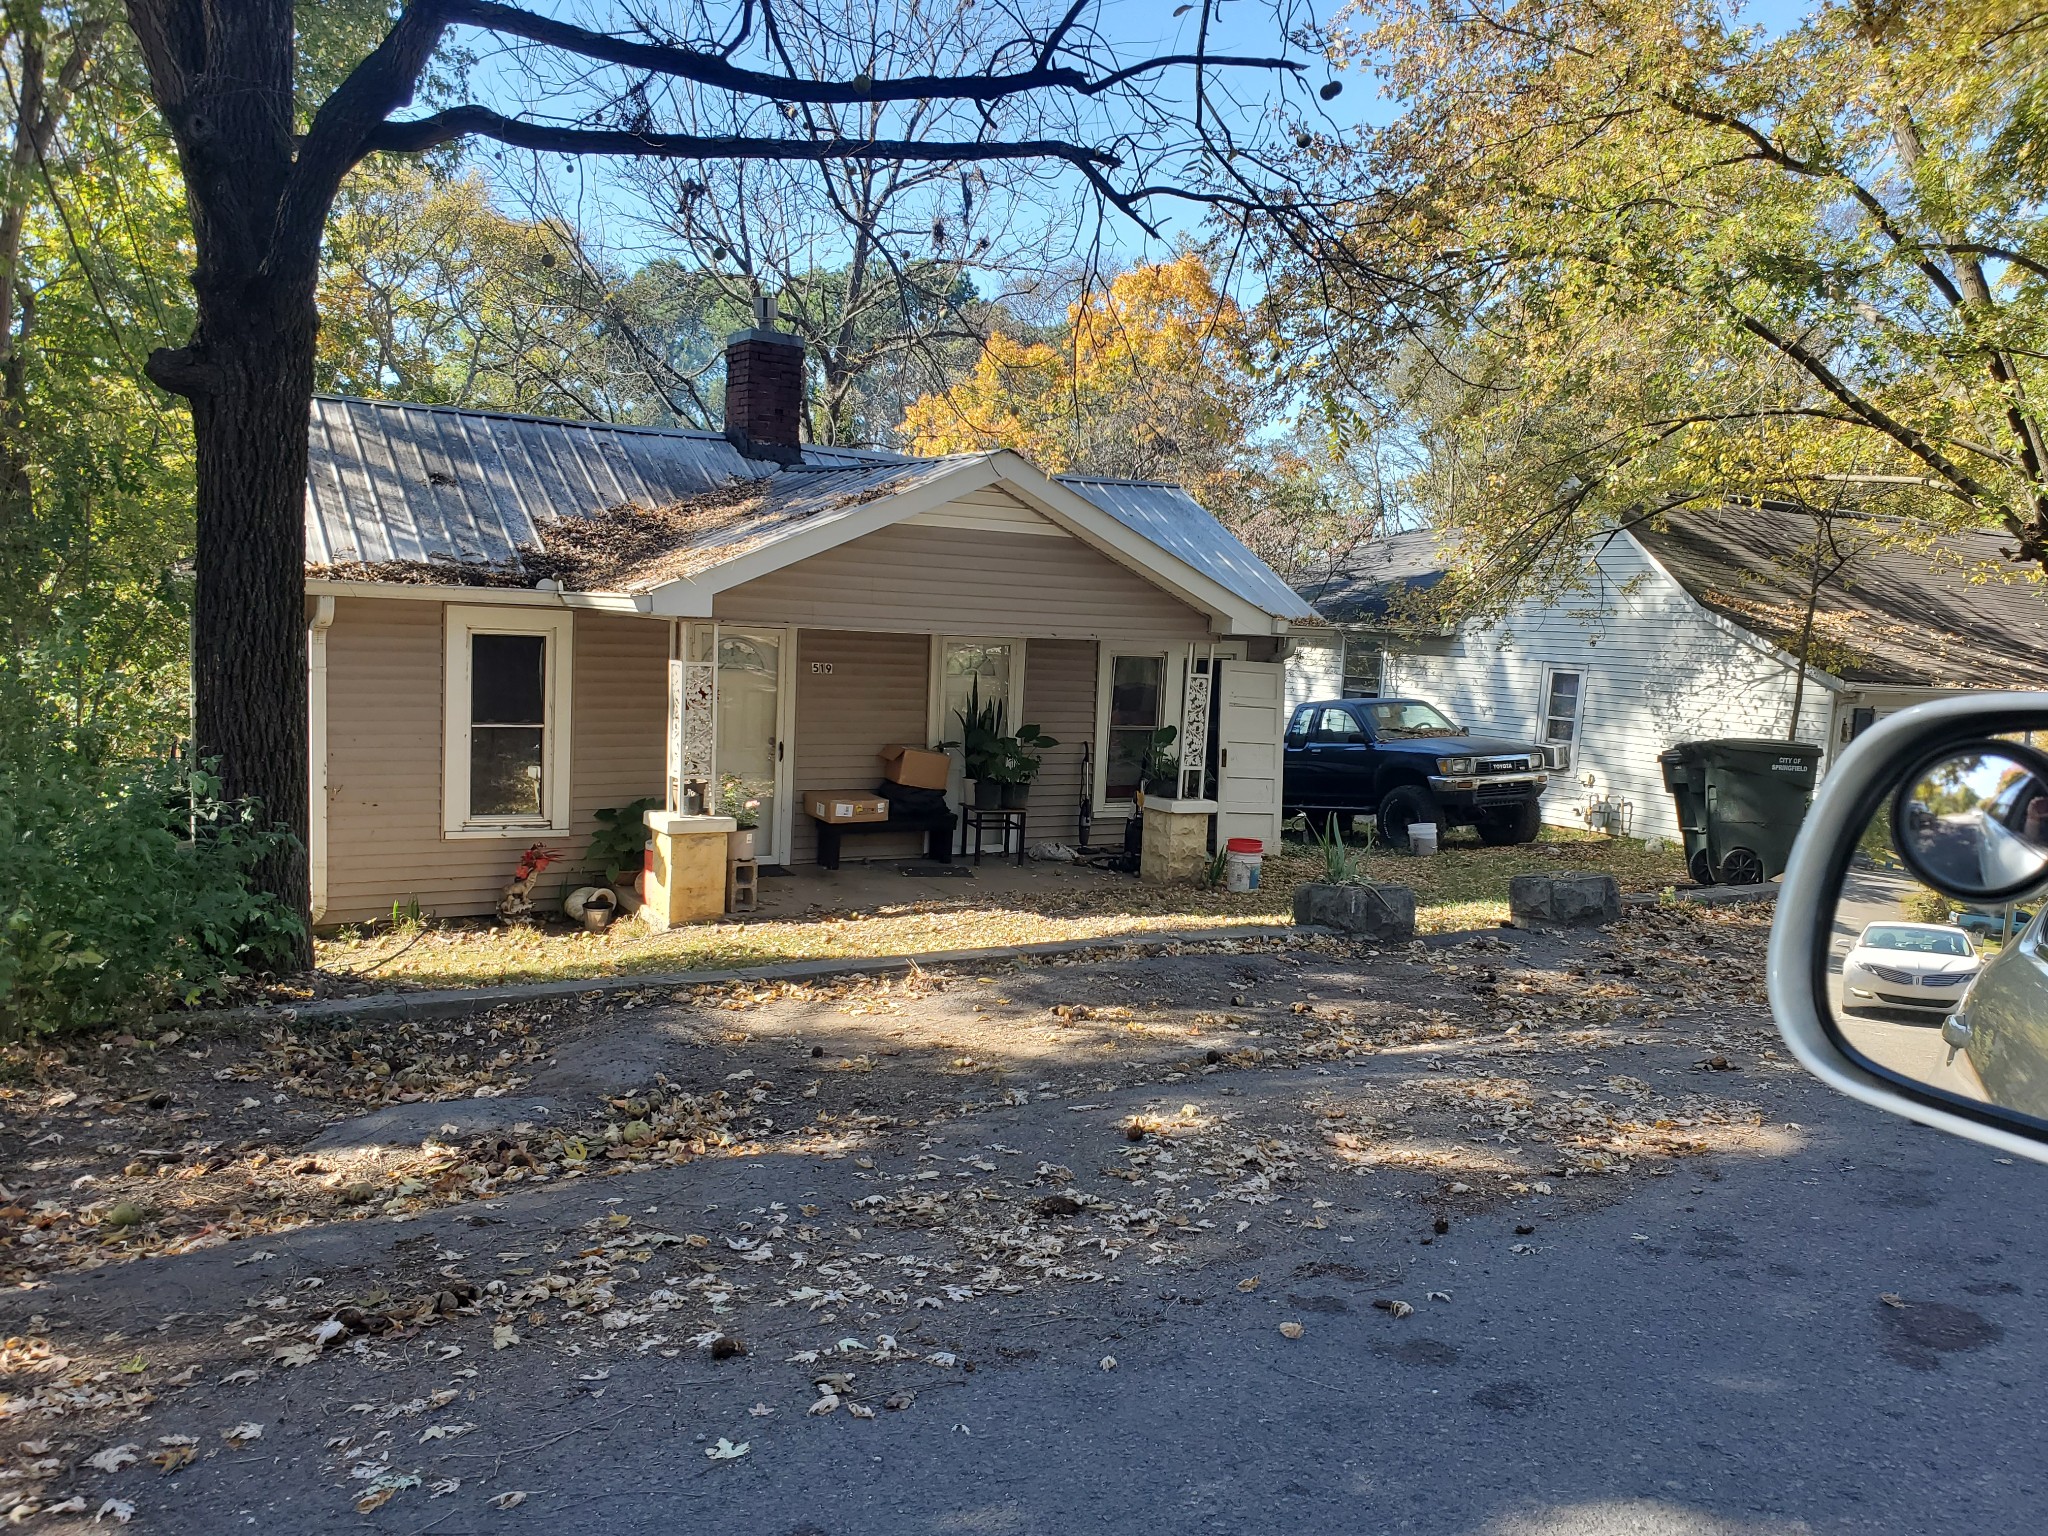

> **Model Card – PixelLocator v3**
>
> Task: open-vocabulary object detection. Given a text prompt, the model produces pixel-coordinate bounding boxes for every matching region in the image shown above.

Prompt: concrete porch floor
[748,851,1136,916]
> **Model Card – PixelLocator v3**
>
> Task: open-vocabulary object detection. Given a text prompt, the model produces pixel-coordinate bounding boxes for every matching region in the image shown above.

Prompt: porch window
[444,606,573,834]
[1104,653,1166,800]
[938,640,1018,741]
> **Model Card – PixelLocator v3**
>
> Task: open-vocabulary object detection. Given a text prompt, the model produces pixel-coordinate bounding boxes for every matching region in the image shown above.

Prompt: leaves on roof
[520,483,769,591]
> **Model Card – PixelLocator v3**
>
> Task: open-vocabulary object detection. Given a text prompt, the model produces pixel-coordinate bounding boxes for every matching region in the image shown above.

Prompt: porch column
[1139,796,1218,883]
[642,810,735,928]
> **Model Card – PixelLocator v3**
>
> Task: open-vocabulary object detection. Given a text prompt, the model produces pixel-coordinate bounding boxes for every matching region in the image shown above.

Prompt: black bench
[812,807,958,870]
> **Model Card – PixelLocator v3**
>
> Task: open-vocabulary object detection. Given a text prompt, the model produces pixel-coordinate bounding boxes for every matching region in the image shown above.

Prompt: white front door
[703,625,796,864]
[1216,659,1286,850]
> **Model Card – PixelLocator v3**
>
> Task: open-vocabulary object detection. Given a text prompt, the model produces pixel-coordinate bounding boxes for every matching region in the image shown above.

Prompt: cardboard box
[804,790,889,824]
[880,744,951,790]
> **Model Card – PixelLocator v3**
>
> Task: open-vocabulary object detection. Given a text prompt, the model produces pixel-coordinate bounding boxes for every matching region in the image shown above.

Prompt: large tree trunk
[184,286,317,961]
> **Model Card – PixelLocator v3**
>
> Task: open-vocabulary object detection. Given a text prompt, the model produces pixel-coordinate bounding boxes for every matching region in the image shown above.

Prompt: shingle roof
[303,395,1309,620]
[1631,506,2048,690]
[1289,529,1453,625]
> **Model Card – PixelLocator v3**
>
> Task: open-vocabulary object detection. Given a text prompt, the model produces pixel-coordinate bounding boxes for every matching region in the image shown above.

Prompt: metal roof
[305,395,899,568]
[1058,476,1319,621]
[304,396,1308,620]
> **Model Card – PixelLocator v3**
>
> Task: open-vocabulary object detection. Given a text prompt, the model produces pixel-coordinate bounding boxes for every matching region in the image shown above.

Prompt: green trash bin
[1659,738,1823,886]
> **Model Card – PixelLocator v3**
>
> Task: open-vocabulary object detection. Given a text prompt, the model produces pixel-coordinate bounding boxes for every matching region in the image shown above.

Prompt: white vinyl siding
[1380,534,1836,842]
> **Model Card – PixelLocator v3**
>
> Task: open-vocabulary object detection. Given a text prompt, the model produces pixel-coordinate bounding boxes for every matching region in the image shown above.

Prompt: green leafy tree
[1293,0,2048,596]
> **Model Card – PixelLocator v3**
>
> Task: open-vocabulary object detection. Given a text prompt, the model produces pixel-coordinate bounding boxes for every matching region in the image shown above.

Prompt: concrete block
[1292,882,1417,941]
[1508,872,1621,928]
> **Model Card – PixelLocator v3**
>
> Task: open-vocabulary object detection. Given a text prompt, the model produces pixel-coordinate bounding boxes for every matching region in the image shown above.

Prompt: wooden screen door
[1215,659,1286,850]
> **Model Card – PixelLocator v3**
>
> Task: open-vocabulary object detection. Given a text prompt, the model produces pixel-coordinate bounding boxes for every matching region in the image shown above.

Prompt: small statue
[497,843,559,924]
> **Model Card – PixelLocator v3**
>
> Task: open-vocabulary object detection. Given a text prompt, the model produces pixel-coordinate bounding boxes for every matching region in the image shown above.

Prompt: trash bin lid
[1225,837,1264,854]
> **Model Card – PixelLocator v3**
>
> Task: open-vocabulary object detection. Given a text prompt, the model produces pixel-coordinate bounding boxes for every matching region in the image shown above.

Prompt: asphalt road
[54,1037,2048,1535]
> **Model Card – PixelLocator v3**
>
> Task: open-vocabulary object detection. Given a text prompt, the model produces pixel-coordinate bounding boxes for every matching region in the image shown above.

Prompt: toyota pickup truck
[1283,696,1558,845]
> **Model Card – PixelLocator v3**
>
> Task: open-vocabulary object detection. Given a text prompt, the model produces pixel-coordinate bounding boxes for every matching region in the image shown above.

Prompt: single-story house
[302,321,1319,924]
[1287,507,2048,843]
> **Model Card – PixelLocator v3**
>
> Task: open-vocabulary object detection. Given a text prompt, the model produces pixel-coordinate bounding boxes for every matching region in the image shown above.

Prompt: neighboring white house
[1287,508,2048,844]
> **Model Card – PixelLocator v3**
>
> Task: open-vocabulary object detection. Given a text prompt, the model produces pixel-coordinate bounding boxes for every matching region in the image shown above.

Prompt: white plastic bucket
[1409,822,1440,855]
[1224,838,1263,891]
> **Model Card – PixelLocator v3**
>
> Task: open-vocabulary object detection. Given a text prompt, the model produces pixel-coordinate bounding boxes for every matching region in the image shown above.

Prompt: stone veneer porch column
[642,811,736,928]
[1138,797,1218,884]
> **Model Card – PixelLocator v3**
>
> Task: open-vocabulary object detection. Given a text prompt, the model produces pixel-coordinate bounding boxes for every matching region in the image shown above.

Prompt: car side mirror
[1770,693,2048,1162]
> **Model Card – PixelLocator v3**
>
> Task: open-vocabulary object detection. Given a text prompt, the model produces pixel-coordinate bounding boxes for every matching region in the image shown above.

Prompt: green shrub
[1900,888,1954,926]
[0,741,302,1038]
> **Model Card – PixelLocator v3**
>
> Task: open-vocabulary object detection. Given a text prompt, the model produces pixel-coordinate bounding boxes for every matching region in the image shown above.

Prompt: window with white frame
[1539,667,1584,749]
[1104,653,1167,800]
[444,606,573,834]
[1341,638,1383,697]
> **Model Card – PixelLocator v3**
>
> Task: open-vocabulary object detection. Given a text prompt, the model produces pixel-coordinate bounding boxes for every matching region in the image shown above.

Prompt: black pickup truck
[1283,696,1557,845]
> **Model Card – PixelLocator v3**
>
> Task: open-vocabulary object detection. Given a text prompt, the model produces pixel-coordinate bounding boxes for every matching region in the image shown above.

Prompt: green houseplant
[985,722,1060,808]
[945,679,1010,808]
[1135,725,1181,801]
[586,797,660,887]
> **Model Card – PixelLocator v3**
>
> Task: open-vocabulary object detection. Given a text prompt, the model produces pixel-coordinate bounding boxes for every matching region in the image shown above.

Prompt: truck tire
[1376,784,1440,849]
[1477,802,1542,845]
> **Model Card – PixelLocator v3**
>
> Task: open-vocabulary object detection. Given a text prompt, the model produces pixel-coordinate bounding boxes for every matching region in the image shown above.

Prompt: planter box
[1508,872,1621,929]
[1292,881,1416,941]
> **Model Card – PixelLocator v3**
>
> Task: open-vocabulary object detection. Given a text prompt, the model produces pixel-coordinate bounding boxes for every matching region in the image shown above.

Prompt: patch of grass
[311,824,1687,992]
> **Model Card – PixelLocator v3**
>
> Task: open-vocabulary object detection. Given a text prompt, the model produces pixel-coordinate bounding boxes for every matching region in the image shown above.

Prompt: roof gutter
[303,577,653,613]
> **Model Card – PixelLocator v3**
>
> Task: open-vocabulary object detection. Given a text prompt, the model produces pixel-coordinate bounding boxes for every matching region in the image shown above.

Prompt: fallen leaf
[1371,1298,1415,1319]
[151,1444,196,1472]
[492,1324,518,1350]
[223,1422,263,1445]
[705,1438,749,1460]
[1099,1355,1117,1371]
[847,1401,876,1419]
[95,1499,136,1525]
[488,1491,528,1510]
[220,1367,260,1385]
[747,1402,776,1417]
[1278,1321,1305,1340]
[884,1391,916,1411]
[1237,1276,1260,1293]
[1427,1291,1452,1303]
[355,1488,396,1514]
[87,1443,140,1473]
[1880,1293,1906,1309]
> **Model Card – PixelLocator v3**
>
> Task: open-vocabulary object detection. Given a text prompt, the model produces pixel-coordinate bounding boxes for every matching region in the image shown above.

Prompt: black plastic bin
[1658,738,1824,886]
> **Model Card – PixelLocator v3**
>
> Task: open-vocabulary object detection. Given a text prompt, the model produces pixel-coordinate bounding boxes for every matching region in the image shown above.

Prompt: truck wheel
[1477,803,1542,845]
[1377,785,1440,850]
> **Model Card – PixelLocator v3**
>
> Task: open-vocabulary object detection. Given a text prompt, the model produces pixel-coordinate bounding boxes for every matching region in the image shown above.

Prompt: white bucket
[1224,840,1263,891]
[1409,822,1440,855]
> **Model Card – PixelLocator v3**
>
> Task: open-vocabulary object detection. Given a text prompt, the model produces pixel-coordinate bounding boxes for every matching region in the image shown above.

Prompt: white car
[1841,921,1982,1015]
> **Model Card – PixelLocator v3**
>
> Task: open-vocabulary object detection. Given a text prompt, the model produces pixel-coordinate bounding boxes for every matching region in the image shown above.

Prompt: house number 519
[810,661,834,675]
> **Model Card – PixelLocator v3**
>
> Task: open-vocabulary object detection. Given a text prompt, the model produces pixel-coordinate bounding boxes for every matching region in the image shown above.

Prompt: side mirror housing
[1769,692,2048,1163]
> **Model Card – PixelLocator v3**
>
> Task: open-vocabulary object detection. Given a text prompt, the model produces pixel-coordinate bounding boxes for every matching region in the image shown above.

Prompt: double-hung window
[1104,653,1166,801]
[1539,667,1584,754]
[444,606,573,834]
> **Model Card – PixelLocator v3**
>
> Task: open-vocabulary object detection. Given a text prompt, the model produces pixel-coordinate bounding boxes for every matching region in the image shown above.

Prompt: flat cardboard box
[880,744,951,790]
[804,790,889,824]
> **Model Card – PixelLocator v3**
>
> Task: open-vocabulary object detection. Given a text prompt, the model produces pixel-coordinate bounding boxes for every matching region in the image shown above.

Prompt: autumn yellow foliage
[897,252,1263,508]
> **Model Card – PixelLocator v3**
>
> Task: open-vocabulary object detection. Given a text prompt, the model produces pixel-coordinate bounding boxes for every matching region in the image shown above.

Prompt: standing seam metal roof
[304,395,1307,619]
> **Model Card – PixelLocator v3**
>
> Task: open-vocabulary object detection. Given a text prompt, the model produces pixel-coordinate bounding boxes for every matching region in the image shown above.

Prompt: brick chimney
[723,294,805,465]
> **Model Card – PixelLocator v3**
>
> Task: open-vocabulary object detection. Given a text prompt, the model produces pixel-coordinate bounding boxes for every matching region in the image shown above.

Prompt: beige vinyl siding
[321,597,667,924]
[906,486,1068,537]
[1020,639,1097,845]
[789,629,931,865]
[715,521,1213,642]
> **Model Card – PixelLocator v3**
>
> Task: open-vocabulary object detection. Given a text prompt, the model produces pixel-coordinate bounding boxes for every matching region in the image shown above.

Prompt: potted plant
[985,723,1060,808]
[944,680,1009,809]
[717,776,767,858]
[1290,816,1416,940]
[1134,726,1181,805]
